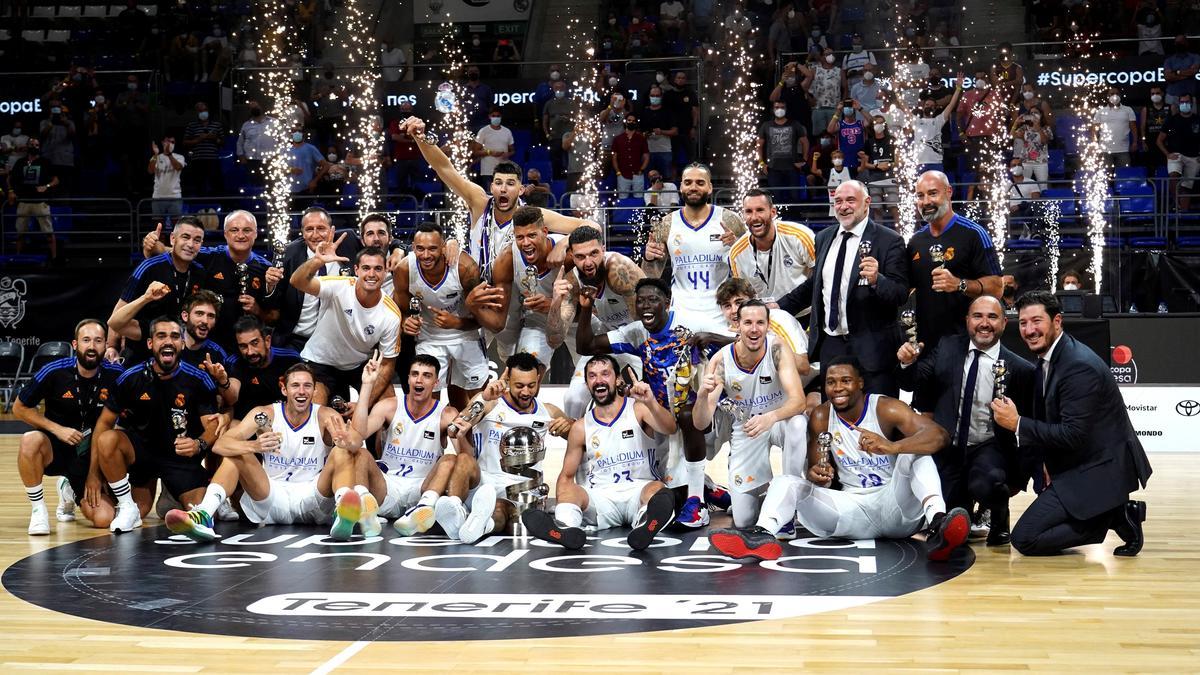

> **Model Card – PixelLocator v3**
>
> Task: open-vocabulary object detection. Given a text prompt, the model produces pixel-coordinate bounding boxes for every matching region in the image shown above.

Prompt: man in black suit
[897,295,1035,546]
[776,180,908,396]
[992,291,1152,557]
[268,206,361,350]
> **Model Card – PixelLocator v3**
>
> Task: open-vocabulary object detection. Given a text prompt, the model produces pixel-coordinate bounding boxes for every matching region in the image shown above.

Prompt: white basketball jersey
[265,402,330,483]
[380,398,445,481]
[513,234,563,330]
[721,338,786,492]
[667,205,731,332]
[473,396,554,475]
[577,398,659,489]
[575,253,632,332]
[470,198,520,275]
[828,395,895,493]
[407,251,478,345]
[768,308,809,358]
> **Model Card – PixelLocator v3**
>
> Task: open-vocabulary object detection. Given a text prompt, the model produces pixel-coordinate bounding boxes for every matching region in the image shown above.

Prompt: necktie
[827,230,854,332]
[1033,357,1047,420]
[956,349,980,448]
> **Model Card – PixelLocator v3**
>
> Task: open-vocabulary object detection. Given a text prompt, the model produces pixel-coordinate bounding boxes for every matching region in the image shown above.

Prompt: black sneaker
[628,490,675,551]
[521,509,586,550]
[711,526,783,561]
[927,507,970,561]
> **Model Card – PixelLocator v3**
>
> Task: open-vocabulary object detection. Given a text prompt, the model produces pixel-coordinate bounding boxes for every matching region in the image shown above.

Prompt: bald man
[908,171,1004,370]
[776,180,908,396]
[896,294,1035,546]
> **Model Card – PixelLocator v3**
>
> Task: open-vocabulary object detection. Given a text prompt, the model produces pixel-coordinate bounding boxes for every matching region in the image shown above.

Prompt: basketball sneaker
[110,502,143,534]
[55,477,76,522]
[521,509,585,550]
[704,483,732,512]
[677,496,710,528]
[215,498,240,522]
[776,520,797,541]
[28,504,50,536]
[359,492,382,538]
[628,490,675,551]
[711,526,783,561]
[969,508,991,540]
[394,502,436,536]
[329,490,362,541]
[165,508,217,542]
[433,495,468,540]
[458,485,497,545]
[927,507,971,561]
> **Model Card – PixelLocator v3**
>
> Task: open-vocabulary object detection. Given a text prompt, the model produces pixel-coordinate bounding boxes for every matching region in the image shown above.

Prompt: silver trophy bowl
[499,426,549,535]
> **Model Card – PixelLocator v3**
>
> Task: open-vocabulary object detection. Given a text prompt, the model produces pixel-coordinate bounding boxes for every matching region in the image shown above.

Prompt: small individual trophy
[236,262,249,297]
[521,264,539,296]
[329,396,349,415]
[339,263,352,277]
[253,411,270,435]
[857,240,873,286]
[929,243,946,270]
[409,294,423,317]
[272,242,285,270]
[447,399,486,437]
[498,426,550,535]
[171,409,188,438]
[579,284,599,300]
[992,359,1008,400]
[900,309,919,350]
[718,397,751,425]
[817,431,833,470]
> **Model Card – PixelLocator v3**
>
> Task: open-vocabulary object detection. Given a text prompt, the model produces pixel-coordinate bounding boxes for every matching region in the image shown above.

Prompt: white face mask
[863,72,874,82]
[773,108,786,118]
[873,123,886,133]
[1151,94,1163,104]
[550,70,560,80]
[825,54,835,64]
[1109,94,1121,105]
[327,153,338,162]
[490,116,502,126]
[833,158,844,167]
[1063,283,1079,291]
[554,90,566,99]
[1023,91,1035,100]
[95,96,106,104]
[656,73,666,83]
[292,132,304,143]
[609,77,619,87]
[1010,166,1024,176]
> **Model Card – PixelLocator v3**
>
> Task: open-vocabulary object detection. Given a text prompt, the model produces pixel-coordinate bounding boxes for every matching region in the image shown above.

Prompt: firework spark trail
[725,19,760,207]
[559,17,603,225]
[1079,111,1111,293]
[884,10,927,241]
[332,0,383,219]
[1039,198,1062,286]
[421,24,474,244]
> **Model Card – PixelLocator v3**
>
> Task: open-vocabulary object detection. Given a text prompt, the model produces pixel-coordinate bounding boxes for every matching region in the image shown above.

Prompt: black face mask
[468,72,480,81]
[250,107,262,117]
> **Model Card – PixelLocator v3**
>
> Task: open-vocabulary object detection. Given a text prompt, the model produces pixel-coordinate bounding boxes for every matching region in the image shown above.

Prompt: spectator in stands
[6,139,58,260]
[316,144,350,197]
[824,150,851,216]
[310,65,346,148]
[1164,35,1200,106]
[851,68,882,111]
[463,66,494,129]
[807,132,836,191]
[237,100,274,187]
[599,13,626,56]
[167,30,201,84]
[522,168,552,207]
[828,100,866,173]
[770,61,814,134]
[759,100,808,206]
[691,0,717,37]
[1015,83,1055,129]
[287,130,326,201]
[1007,158,1041,219]
[380,41,407,82]
[843,34,877,88]
[916,77,963,174]
[149,136,186,226]
[492,39,521,78]
[957,69,1002,199]
[543,80,574,179]
[39,100,75,197]
[1,120,30,177]
[808,47,844,141]
[611,113,649,199]
[767,5,793,63]
[82,90,112,176]
[389,102,425,198]
[859,113,899,224]
[1135,1,1165,56]
[641,86,678,181]
[1011,107,1051,191]
[644,170,680,210]
[283,94,311,135]
[116,1,151,64]
[666,71,700,165]
[201,25,231,82]
[598,92,631,151]
[475,108,515,187]
[1093,87,1139,168]
[991,43,1024,105]
[661,0,687,33]
[1061,272,1081,291]
[804,26,829,56]
[182,102,223,198]
[114,74,150,195]
[1158,94,1199,212]
[534,64,564,127]
[1142,86,1172,173]
[561,123,589,193]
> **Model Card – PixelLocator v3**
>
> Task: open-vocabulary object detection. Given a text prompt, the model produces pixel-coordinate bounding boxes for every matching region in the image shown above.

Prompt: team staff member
[93,315,224,534]
[222,315,303,418]
[271,207,361,351]
[15,319,124,533]
[728,189,816,306]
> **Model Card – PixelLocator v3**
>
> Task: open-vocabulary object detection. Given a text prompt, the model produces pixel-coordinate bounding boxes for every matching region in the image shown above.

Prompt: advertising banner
[1119,386,1200,453]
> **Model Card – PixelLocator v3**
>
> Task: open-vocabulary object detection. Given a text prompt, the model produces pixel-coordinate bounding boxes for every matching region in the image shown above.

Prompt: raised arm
[397,116,489,217]
[640,214,671,278]
[213,405,278,457]
[290,231,350,297]
[546,266,579,349]
[691,349,726,430]
[631,382,677,435]
[108,280,170,340]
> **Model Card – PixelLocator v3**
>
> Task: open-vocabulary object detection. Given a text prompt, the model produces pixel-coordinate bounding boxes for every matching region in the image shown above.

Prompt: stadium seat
[0,341,24,413]
[24,342,73,383]
[1005,238,1042,251]
[1048,149,1065,177]
[1129,237,1167,249]
[1041,188,1077,219]
[1119,186,1155,224]
[1114,166,1148,181]
[1176,236,1200,248]
[609,197,645,225]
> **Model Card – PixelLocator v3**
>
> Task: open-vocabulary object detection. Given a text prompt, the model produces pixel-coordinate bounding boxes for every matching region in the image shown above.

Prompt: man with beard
[991,291,1152,557]
[577,278,712,528]
[547,225,645,417]
[711,356,971,562]
[522,355,678,551]
[641,163,746,334]
[693,301,809,529]
[393,222,489,410]
[113,288,229,375]
[272,207,362,351]
[437,353,574,544]
[775,181,908,397]
[728,189,816,307]
[352,353,461,536]
[94,316,224,534]
[908,171,1004,365]
[222,315,303,418]
[715,278,812,382]
[108,216,208,362]
[358,212,405,298]
[15,319,124,533]
[142,210,282,351]
[897,295,1036,546]
[290,240,402,407]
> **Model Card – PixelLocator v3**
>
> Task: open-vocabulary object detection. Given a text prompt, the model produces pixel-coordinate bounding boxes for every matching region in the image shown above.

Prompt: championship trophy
[236,262,249,297]
[857,240,873,286]
[817,431,833,471]
[668,326,695,414]
[929,243,946,270]
[253,411,270,435]
[329,396,349,415]
[170,409,188,438]
[447,399,486,437]
[717,397,751,425]
[992,359,1008,399]
[900,309,919,351]
[498,426,549,535]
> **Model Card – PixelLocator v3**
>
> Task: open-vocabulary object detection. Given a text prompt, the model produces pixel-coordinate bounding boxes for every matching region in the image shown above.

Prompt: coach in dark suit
[268,206,361,350]
[992,291,1152,557]
[777,180,908,396]
[898,295,1035,545]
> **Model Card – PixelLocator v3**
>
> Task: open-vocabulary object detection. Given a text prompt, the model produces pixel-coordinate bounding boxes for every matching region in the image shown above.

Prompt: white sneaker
[458,486,497,544]
[969,508,991,540]
[110,503,143,534]
[55,477,76,522]
[394,502,437,536]
[359,492,382,538]
[434,495,468,540]
[28,505,50,536]
[216,498,240,522]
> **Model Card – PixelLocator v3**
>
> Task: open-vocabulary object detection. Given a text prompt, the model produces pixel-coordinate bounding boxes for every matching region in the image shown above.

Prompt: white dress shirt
[820,216,868,336]
[293,246,342,338]
[960,340,1001,446]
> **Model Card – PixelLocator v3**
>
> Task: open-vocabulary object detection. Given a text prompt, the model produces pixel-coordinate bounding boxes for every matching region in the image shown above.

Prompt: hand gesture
[402,315,422,336]
[143,280,171,302]
[807,461,834,486]
[257,430,282,454]
[719,220,737,246]
[53,424,83,446]
[548,417,574,438]
[466,282,506,313]
[628,380,654,404]
[481,378,508,402]
[644,239,666,261]
[315,232,350,265]
[698,372,722,397]
[990,396,1019,431]
[552,266,571,302]
[400,116,427,140]
[202,353,227,384]
[524,293,552,314]
[201,412,226,437]
[142,223,164,256]
[744,412,774,438]
[897,341,924,365]
[360,349,383,389]
[859,254,879,286]
[853,425,894,455]
[930,267,959,293]
[104,346,122,364]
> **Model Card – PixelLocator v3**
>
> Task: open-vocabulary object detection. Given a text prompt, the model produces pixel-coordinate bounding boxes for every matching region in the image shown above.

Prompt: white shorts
[417,340,490,390]
[584,481,650,530]
[1167,154,1199,188]
[378,472,426,518]
[563,352,643,418]
[728,413,808,493]
[517,327,555,369]
[730,483,769,528]
[800,481,925,540]
[240,479,332,525]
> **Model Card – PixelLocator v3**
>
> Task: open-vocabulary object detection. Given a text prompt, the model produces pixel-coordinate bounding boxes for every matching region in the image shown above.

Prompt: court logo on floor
[4,523,972,641]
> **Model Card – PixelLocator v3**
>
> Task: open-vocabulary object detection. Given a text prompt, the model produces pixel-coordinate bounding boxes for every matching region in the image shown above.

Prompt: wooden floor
[0,433,1195,673]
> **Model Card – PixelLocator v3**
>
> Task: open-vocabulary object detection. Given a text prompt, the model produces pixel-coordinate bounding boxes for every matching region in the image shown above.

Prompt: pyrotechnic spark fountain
[331,0,383,218]
[419,24,475,245]
[557,16,603,226]
[1079,110,1110,294]
[1039,198,1062,287]
[723,17,760,207]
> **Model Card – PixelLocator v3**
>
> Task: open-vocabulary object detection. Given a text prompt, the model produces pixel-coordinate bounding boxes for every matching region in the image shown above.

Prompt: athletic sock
[354,485,370,498]
[109,475,135,508]
[684,459,706,500]
[418,490,438,506]
[924,495,947,527]
[334,486,350,502]
[26,486,45,506]
[197,484,226,515]
[554,503,584,528]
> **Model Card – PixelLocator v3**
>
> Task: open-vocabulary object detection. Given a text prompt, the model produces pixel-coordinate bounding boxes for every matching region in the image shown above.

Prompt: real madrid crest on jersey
[783,254,794,267]
[393,420,404,435]
[591,434,600,448]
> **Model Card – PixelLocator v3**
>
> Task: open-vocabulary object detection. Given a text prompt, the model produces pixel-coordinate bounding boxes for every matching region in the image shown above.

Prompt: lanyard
[752,235,776,287]
[74,368,100,429]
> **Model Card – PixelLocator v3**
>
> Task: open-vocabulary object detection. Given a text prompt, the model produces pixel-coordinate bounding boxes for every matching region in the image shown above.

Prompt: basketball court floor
[0,433,1194,673]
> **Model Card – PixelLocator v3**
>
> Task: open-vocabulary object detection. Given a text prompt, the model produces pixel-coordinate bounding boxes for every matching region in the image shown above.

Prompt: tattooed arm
[546,266,579,349]
[640,214,671,278]
[605,252,646,315]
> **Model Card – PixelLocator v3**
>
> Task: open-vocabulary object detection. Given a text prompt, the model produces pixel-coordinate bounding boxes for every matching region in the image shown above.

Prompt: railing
[0,197,136,259]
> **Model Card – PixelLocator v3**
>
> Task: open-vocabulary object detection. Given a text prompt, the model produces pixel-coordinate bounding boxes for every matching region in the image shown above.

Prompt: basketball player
[93,315,224,534]
[437,353,574,543]
[522,355,678,550]
[577,278,712,527]
[358,212,404,298]
[692,300,809,528]
[728,189,816,306]
[165,363,347,542]
[352,352,462,536]
[715,278,813,382]
[14,319,124,533]
[290,238,402,406]
[641,163,746,334]
[223,315,303,418]
[547,225,645,418]
[393,222,489,410]
[710,356,971,562]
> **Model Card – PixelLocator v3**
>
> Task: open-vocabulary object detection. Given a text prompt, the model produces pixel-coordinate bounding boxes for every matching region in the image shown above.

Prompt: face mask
[327,153,338,162]
[1152,94,1163,104]
[833,158,844,167]
[95,95,105,104]
[1145,15,1156,25]
[609,77,619,87]
[128,82,137,90]
[773,108,786,118]
[820,138,832,147]
[472,37,480,46]
[625,121,637,130]
[51,107,62,115]
[631,17,639,24]
[784,77,796,87]
[842,106,854,116]
[1010,166,1024,176]
[292,132,303,143]
[1182,103,1194,114]
[825,54,835,64]
[1023,91,1035,100]
[198,110,209,120]
[812,29,821,37]
[1063,283,1079,291]
[12,128,21,136]
[554,90,566,99]
[656,73,666,83]
[650,96,663,105]
[863,72,874,82]
[608,17,616,25]
[788,9,795,18]
[550,70,560,80]
[1109,94,1121,105]
[490,116,502,126]
[873,123,886,133]
[603,40,613,49]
